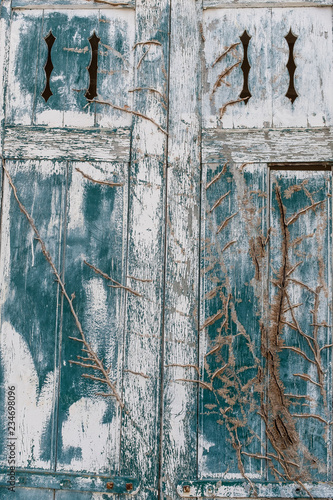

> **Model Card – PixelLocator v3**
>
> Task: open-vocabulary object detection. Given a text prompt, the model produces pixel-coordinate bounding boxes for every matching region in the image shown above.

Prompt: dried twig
[85,99,167,135]
[3,163,124,408]
[212,42,240,67]
[216,212,238,234]
[286,200,325,226]
[211,61,241,97]
[209,190,231,212]
[206,163,227,190]
[165,364,200,376]
[84,260,142,297]
[75,167,124,187]
[219,98,247,119]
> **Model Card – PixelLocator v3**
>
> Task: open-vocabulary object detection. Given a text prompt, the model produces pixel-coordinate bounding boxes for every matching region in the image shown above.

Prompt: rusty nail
[106,482,114,490]
[183,485,191,494]
[126,483,133,491]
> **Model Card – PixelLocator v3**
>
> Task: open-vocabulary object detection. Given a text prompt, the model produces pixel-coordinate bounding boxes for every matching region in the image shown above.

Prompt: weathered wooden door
[0,0,333,499]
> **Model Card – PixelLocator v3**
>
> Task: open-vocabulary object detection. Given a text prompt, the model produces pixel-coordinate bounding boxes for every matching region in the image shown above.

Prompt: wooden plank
[203,128,333,164]
[272,8,333,128]
[119,0,169,498]
[3,126,131,161]
[0,468,139,492]
[13,0,134,8]
[95,8,135,128]
[0,160,66,470]
[0,0,12,153]
[176,479,333,498]
[56,161,127,475]
[34,10,98,127]
[6,10,43,125]
[0,488,54,499]
[203,8,272,129]
[161,0,201,498]
[204,0,332,8]
[200,162,267,482]
[268,169,332,482]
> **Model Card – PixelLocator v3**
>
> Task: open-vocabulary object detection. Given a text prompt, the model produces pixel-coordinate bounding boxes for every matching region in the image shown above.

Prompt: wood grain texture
[272,7,333,128]
[119,1,169,499]
[3,126,131,161]
[56,161,127,475]
[200,163,266,480]
[160,0,202,499]
[204,0,332,7]
[0,160,66,470]
[203,7,333,129]
[203,128,333,164]
[13,0,134,8]
[5,10,43,125]
[0,0,12,153]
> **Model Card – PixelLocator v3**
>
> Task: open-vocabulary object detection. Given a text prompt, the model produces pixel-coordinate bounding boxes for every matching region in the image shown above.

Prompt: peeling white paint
[0,322,54,469]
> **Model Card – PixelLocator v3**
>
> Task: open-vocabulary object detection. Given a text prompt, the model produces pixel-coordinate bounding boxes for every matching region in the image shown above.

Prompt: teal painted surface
[0,467,139,492]
[201,162,266,478]
[34,10,98,126]
[200,163,333,488]
[56,161,127,474]
[0,160,66,470]
[268,169,332,481]
[1,488,54,499]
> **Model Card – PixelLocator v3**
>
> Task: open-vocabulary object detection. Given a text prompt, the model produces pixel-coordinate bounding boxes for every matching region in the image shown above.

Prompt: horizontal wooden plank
[12,0,134,9]
[0,468,139,493]
[177,479,333,498]
[204,0,332,8]
[203,127,333,163]
[3,126,130,161]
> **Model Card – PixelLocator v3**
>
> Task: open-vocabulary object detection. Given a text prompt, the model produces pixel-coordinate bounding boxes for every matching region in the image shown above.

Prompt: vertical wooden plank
[56,161,127,475]
[0,0,12,152]
[120,0,169,499]
[199,162,267,482]
[6,10,43,125]
[268,169,332,482]
[203,8,272,129]
[34,10,98,127]
[161,1,201,498]
[0,160,66,470]
[272,7,333,128]
[95,8,135,128]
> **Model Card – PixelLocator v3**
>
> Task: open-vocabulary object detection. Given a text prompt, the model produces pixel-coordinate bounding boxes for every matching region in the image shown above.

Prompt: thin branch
[84,260,142,297]
[165,364,200,376]
[85,99,167,135]
[293,373,322,388]
[209,190,231,212]
[286,200,325,226]
[128,87,166,103]
[174,379,213,391]
[286,261,303,277]
[75,167,124,187]
[221,240,237,253]
[69,360,103,370]
[219,98,247,119]
[124,369,149,379]
[200,310,223,330]
[216,212,238,234]
[206,163,227,190]
[211,364,228,380]
[279,346,315,365]
[211,61,241,97]
[292,413,329,425]
[3,163,124,410]
[137,46,151,68]
[212,42,241,67]
[133,40,162,49]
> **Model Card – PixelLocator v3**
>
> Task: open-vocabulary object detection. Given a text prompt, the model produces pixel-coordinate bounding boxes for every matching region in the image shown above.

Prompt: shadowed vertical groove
[158,1,172,498]
[118,3,137,488]
[330,165,333,481]
[53,160,69,472]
